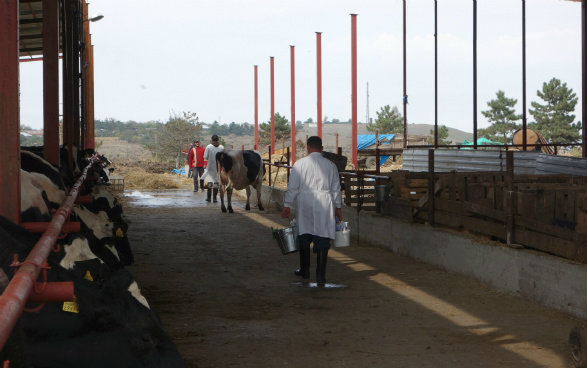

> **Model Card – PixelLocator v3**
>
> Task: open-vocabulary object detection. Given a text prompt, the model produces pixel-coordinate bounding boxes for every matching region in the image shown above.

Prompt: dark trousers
[192,167,204,190]
[298,234,331,253]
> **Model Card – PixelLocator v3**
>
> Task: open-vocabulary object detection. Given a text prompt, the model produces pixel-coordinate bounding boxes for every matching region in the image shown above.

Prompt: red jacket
[189,146,206,168]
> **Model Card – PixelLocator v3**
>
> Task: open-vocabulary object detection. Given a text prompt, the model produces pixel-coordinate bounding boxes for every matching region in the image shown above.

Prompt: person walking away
[186,140,195,178]
[281,136,342,284]
[188,140,206,192]
[202,135,225,202]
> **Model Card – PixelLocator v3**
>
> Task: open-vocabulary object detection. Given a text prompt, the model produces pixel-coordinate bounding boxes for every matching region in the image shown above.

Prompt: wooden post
[505,151,515,246]
[428,149,435,226]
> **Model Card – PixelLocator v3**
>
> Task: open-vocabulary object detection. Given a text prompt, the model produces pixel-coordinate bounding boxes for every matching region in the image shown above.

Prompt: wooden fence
[361,170,587,263]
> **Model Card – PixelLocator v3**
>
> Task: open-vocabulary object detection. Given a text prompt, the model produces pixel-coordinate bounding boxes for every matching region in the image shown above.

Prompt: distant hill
[405,124,473,144]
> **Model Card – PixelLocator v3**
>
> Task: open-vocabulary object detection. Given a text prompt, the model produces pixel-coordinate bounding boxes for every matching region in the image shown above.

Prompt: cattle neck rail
[0,154,99,351]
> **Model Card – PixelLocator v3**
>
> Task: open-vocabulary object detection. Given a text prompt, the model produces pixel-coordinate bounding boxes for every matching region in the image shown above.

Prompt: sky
[18,0,584,134]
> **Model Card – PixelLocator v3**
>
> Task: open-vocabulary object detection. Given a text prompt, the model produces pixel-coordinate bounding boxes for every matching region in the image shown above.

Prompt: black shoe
[206,188,211,202]
[213,188,218,203]
[294,269,310,279]
[295,242,310,279]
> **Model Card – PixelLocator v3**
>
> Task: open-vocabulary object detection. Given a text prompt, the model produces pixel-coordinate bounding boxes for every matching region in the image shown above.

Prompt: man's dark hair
[211,135,219,142]
[307,136,322,149]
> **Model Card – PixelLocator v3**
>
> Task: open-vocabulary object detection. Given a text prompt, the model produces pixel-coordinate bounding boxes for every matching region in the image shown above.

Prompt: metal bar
[290,45,296,165]
[582,0,587,157]
[428,149,435,226]
[0,0,21,224]
[403,1,407,149]
[43,0,60,166]
[27,282,74,303]
[473,0,478,150]
[270,56,275,155]
[254,65,259,151]
[72,0,80,148]
[505,151,515,245]
[267,146,272,187]
[0,155,98,350]
[434,0,438,149]
[62,0,73,171]
[316,32,323,139]
[522,0,527,152]
[351,14,358,169]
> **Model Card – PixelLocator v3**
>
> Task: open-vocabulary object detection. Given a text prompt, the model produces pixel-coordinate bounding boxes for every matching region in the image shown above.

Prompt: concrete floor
[122,189,583,368]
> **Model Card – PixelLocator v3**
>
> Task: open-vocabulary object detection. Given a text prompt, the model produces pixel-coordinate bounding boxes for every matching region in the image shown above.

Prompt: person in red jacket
[188,139,206,192]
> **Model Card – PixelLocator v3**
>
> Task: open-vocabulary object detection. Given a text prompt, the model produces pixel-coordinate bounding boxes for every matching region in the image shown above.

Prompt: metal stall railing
[0,154,98,351]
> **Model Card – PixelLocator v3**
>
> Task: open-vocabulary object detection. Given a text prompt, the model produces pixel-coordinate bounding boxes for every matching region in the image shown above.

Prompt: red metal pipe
[316,32,323,139]
[28,282,74,303]
[270,57,275,155]
[0,0,21,224]
[75,195,93,204]
[0,155,98,350]
[290,45,297,165]
[20,221,81,234]
[351,14,358,170]
[254,65,259,151]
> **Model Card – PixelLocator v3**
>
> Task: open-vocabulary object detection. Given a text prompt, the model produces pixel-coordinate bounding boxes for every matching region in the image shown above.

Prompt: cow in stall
[0,217,186,367]
[215,149,265,213]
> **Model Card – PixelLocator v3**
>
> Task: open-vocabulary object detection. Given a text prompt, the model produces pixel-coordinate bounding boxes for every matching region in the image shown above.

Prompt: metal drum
[272,226,299,254]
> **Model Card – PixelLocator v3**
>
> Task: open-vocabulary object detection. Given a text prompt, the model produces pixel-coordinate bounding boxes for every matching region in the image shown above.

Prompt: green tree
[259,113,291,147]
[479,90,522,144]
[367,105,403,134]
[152,111,202,164]
[428,125,451,145]
[528,78,581,144]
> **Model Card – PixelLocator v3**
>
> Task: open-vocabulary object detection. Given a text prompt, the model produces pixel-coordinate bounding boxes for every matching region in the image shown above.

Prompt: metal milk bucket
[272,225,299,254]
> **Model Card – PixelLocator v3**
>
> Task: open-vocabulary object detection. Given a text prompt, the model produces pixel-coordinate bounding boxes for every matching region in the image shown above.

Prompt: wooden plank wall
[348,170,587,263]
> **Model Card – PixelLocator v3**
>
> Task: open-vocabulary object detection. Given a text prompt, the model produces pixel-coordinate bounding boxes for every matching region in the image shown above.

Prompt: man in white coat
[281,136,342,284]
[202,135,225,203]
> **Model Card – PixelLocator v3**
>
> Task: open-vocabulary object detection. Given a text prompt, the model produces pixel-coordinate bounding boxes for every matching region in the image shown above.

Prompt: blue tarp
[357,134,395,165]
[170,168,187,175]
[461,137,502,149]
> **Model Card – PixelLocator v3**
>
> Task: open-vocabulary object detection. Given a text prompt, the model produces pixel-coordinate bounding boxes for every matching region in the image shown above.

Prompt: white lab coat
[202,144,225,183]
[284,152,342,239]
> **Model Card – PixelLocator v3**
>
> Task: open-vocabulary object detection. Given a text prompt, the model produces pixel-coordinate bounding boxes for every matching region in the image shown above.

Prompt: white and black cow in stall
[215,149,265,213]
[0,217,186,367]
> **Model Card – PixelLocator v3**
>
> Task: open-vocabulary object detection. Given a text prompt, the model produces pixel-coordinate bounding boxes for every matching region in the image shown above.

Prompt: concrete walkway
[122,189,582,368]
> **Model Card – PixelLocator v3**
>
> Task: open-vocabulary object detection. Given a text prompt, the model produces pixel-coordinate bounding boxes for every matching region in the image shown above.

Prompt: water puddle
[124,189,213,208]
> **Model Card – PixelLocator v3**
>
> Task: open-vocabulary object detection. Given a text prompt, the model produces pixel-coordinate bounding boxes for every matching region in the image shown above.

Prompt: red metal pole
[0,0,21,224]
[270,56,275,155]
[28,282,74,303]
[351,14,358,170]
[254,65,259,151]
[0,156,98,350]
[316,32,323,139]
[43,0,61,165]
[290,45,297,165]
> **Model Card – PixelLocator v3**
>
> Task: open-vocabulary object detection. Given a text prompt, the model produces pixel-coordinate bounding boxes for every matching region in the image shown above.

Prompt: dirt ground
[114,185,582,368]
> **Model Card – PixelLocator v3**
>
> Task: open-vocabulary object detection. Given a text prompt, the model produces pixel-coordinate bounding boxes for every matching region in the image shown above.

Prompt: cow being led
[216,149,265,213]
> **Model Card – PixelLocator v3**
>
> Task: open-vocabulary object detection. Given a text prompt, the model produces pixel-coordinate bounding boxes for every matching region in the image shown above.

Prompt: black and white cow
[0,217,185,367]
[216,149,265,213]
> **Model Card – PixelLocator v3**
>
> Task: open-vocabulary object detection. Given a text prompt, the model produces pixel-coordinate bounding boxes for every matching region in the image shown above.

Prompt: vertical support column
[505,151,515,245]
[522,0,527,152]
[270,56,275,155]
[290,45,296,165]
[402,1,408,149]
[350,14,358,170]
[82,0,94,149]
[434,0,438,149]
[72,0,81,148]
[582,0,586,158]
[254,65,259,151]
[43,0,60,165]
[89,42,95,148]
[428,149,435,226]
[0,0,21,223]
[316,32,322,139]
[473,0,478,150]
[63,0,74,170]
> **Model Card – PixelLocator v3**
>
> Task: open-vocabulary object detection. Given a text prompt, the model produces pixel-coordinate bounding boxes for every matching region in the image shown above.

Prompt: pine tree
[367,105,403,134]
[479,90,521,144]
[528,78,581,144]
